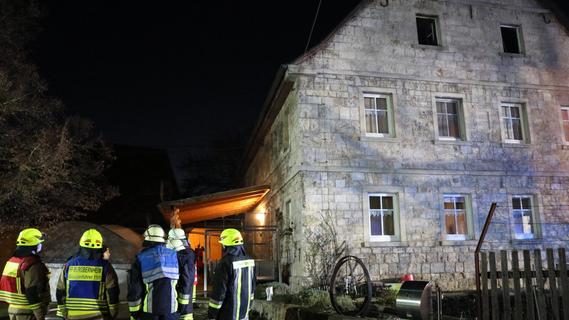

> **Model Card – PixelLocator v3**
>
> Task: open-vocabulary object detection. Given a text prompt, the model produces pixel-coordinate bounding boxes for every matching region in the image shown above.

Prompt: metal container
[395,280,433,319]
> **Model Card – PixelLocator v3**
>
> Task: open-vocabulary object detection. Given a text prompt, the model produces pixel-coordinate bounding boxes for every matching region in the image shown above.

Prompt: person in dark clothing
[167,228,195,320]
[0,228,50,320]
[208,229,256,320]
[56,229,120,320]
[128,225,179,320]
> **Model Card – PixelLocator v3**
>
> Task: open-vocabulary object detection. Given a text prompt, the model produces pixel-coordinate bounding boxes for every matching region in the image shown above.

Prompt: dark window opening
[416,15,439,46]
[501,25,521,53]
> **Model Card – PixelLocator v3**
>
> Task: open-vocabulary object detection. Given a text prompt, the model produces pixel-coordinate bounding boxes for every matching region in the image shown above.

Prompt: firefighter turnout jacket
[174,248,195,320]
[207,245,256,320]
[0,253,50,319]
[127,244,180,318]
[56,252,120,320]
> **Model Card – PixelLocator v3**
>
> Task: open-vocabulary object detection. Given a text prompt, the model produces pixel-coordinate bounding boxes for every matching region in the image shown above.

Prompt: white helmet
[143,224,166,243]
[167,228,190,251]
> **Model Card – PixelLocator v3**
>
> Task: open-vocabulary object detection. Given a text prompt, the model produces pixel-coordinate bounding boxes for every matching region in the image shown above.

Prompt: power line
[305,0,323,54]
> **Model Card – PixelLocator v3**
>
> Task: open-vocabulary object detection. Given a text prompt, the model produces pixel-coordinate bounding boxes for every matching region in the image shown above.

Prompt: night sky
[35,0,569,152]
[35,1,360,151]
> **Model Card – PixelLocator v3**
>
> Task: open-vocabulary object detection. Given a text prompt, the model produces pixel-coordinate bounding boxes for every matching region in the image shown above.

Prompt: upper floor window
[501,103,528,143]
[436,98,465,140]
[368,193,399,241]
[364,93,395,137]
[511,195,537,239]
[500,25,523,54]
[443,195,472,240]
[561,106,569,142]
[416,15,439,46]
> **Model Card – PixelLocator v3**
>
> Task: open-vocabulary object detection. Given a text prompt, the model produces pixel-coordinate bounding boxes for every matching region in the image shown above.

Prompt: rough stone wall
[285,0,569,290]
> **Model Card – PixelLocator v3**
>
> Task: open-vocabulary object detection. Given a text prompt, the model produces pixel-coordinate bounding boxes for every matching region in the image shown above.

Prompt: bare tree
[305,210,347,289]
[0,0,116,231]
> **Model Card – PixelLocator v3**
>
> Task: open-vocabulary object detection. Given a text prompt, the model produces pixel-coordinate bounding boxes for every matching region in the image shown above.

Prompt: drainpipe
[475,202,497,319]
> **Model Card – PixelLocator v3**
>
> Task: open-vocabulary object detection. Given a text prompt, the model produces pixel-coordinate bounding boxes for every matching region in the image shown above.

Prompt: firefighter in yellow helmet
[0,228,50,320]
[56,229,120,320]
[208,229,256,320]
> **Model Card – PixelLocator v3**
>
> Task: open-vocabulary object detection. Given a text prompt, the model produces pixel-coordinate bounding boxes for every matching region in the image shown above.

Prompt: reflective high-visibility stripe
[2,262,19,278]
[171,279,178,313]
[177,293,190,305]
[235,268,242,320]
[245,266,253,314]
[141,267,179,283]
[143,283,150,313]
[179,313,194,320]
[208,299,222,309]
[128,299,141,312]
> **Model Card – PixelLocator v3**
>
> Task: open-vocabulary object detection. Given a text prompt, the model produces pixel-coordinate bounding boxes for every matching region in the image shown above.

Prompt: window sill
[499,52,525,58]
[360,136,400,143]
[432,139,471,145]
[561,144,569,150]
[411,43,446,51]
[510,237,542,245]
[362,241,407,247]
[501,142,530,148]
[439,239,477,246]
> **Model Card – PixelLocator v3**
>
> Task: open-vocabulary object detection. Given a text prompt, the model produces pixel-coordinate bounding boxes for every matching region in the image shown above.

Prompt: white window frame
[367,193,400,242]
[435,98,465,141]
[363,93,395,138]
[561,106,569,143]
[511,195,537,240]
[442,194,472,241]
[501,102,528,144]
[500,24,524,54]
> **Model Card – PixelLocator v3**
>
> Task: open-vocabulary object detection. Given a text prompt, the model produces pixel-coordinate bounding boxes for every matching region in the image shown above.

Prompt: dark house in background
[90,145,179,230]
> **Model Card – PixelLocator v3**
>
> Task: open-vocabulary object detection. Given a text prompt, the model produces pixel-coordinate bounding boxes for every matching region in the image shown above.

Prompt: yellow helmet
[80,229,104,249]
[219,228,243,246]
[16,228,45,246]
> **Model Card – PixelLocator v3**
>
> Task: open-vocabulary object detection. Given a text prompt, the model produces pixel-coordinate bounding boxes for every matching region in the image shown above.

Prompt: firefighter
[0,228,50,320]
[166,229,195,320]
[207,229,256,320]
[56,229,119,320]
[128,225,179,320]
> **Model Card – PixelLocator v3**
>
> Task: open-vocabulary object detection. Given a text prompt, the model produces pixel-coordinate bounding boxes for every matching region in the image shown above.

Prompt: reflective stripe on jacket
[0,256,47,310]
[62,257,112,319]
[207,246,256,320]
[128,244,180,316]
[138,246,179,283]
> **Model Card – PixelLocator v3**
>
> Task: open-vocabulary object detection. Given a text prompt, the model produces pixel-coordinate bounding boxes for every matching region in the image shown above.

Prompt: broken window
[416,15,439,46]
[500,25,523,54]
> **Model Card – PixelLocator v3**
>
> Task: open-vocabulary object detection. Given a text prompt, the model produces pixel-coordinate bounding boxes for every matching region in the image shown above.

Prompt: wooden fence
[478,248,569,320]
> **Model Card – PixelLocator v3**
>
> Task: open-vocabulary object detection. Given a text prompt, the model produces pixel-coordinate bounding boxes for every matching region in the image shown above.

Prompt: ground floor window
[512,195,536,239]
[443,195,471,240]
[368,193,398,241]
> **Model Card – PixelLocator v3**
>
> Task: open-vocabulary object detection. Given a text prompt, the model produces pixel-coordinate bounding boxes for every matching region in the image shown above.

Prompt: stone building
[242,0,569,289]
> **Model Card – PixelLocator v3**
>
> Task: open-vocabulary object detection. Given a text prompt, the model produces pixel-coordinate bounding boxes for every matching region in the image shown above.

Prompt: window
[500,25,523,54]
[436,98,464,140]
[368,193,398,241]
[364,93,394,137]
[416,15,439,46]
[501,103,527,143]
[561,106,569,142]
[511,196,536,239]
[443,195,470,240]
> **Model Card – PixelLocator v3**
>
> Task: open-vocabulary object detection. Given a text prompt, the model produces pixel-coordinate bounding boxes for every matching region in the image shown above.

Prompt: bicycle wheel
[329,255,372,316]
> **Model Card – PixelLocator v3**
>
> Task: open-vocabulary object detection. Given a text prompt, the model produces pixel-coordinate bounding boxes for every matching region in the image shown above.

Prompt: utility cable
[305,0,323,53]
